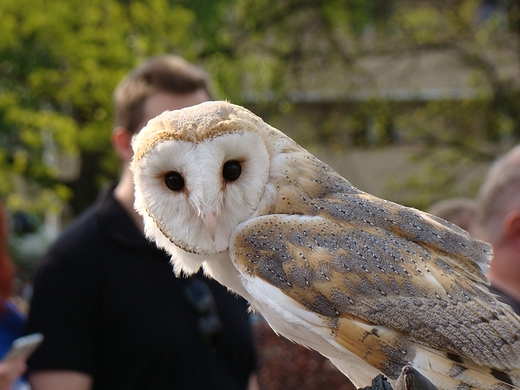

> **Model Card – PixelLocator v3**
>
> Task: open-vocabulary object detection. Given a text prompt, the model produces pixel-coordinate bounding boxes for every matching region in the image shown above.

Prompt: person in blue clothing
[0,303,27,390]
[0,204,28,390]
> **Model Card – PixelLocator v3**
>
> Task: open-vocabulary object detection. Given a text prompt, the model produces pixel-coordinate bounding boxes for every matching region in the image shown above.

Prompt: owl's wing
[316,191,491,284]
[230,210,520,388]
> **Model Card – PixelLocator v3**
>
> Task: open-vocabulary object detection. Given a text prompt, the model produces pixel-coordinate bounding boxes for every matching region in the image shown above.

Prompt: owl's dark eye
[222,160,242,182]
[164,171,185,191]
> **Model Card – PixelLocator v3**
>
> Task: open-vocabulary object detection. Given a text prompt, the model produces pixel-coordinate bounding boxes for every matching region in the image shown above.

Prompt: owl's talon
[358,367,438,390]
[395,366,438,390]
[357,374,393,390]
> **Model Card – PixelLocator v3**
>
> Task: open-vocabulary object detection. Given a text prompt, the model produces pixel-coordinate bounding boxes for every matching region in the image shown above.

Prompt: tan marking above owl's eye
[222,160,242,182]
[164,171,185,191]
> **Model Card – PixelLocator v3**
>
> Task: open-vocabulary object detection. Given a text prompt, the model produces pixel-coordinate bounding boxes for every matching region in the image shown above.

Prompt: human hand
[0,358,27,390]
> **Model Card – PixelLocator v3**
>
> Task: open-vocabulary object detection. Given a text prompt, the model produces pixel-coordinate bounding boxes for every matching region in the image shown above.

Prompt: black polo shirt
[27,184,257,390]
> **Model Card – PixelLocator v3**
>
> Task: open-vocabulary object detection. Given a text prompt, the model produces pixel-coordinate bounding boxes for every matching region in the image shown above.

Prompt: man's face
[136,89,210,134]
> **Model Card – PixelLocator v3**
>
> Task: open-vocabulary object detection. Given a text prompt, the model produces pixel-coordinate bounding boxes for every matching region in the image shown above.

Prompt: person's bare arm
[0,358,26,390]
[29,370,92,390]
[247,373,260,390]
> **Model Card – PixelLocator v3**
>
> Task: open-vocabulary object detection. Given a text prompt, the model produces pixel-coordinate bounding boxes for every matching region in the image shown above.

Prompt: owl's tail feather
[412,345,520,390]
[335,316,519,390]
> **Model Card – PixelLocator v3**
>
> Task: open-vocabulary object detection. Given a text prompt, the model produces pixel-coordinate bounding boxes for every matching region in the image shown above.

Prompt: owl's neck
[202,253,253,301]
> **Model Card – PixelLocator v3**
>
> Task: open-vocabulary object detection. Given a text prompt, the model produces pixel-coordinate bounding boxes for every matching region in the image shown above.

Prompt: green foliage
[1,0,520,224]
[385,145,484,211]
[0,0,198,216]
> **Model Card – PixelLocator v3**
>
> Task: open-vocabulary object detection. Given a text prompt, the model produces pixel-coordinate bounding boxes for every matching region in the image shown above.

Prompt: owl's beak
[202,212,217,241]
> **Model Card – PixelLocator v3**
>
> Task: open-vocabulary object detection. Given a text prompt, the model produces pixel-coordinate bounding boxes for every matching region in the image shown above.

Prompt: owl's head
[132,101,273,270]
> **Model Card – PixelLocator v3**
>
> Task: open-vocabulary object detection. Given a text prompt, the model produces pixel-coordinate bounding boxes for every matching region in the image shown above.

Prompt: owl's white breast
[245,273,386,387]
[203,249,385,388]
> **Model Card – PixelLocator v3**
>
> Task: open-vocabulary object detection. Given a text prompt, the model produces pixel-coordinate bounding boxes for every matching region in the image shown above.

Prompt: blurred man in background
[427,197,477,234]
[26,55,258,390]
[473,145,520,314]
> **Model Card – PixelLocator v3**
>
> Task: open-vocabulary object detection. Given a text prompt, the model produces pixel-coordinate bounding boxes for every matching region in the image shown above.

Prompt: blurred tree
[0,0,383,218]
[216,0,520,209]
[383,0,520,208]
[1,0,519,217]
[0,0,197,215]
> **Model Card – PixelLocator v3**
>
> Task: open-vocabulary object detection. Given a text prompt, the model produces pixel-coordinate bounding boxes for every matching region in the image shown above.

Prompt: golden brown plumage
[132,101,520,389]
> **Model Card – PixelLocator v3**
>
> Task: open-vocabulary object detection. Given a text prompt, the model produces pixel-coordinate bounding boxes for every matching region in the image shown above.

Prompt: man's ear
[112,126,134,163]
[504,209,520,246]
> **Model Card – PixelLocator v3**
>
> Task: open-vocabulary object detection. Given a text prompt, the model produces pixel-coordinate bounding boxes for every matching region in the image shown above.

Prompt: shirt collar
[96,183,159,251]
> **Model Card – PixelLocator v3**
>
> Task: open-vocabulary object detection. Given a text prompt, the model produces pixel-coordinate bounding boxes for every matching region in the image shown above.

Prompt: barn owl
[132,101,520,390]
